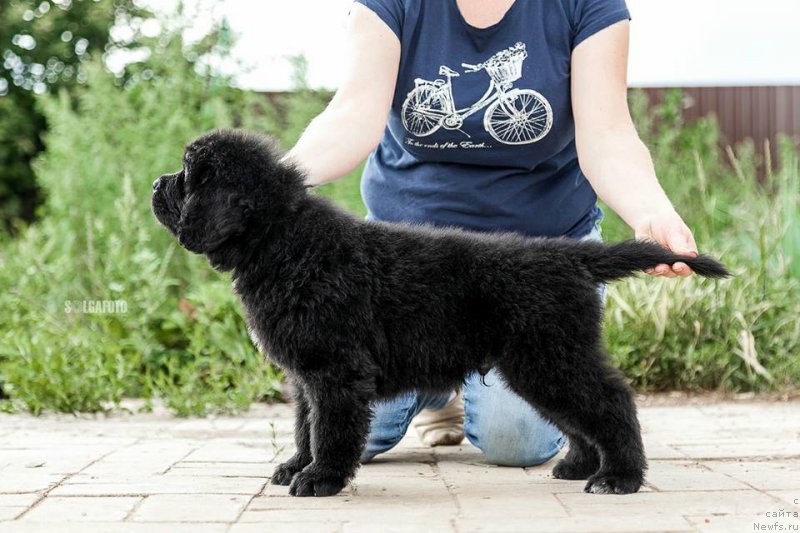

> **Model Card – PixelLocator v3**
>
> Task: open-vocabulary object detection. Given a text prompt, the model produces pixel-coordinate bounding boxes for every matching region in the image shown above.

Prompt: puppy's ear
[178,190,251,254]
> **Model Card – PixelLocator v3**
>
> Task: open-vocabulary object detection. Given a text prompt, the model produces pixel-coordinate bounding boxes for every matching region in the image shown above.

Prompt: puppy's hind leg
[578,365,646,495]
[552,432,600,480]
[497,347,646,495]
[289,372,375,497]
[271,376,313,486]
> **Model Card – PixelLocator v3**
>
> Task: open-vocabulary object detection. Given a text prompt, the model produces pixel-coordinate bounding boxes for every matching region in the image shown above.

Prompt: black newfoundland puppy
[152,129,728,497]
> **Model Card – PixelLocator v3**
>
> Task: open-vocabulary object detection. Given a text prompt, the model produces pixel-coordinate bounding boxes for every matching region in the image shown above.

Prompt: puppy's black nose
[152,179,160,191]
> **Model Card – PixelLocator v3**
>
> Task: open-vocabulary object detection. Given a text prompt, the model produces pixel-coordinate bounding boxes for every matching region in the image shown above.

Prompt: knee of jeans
[473,421,566,467]
[360,428,406,464]
[360,393,420,463]
[359,448,379,464]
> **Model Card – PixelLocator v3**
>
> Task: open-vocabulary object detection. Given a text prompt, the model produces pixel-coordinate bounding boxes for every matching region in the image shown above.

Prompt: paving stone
[182,441,272,463]
[670,437,800,459]
[556,489,779,517]
[253,477,452,508]
[764,490,800,509]
[0,524,228,533]
[457,515,694,532]
[246,494,360,511]
[357,460,436,479]
[0,494,39,508]
[21,496,140,522]
[685,513,798,533]
[436,460,535,485]
[702,459,800,490]
[353,474,453,499]
[0,507,27,521]
[239,505,454,524]
[640,441,688,460]
[454,483,569,519]
[171,418,247,433]
[258,482,296,498]
[0,446,115,474]
[432,446,484,463]
[49,474,266,496]
[167,461,271,478]
[644,460,752,491]
[344,520,455,532]
[130,494,250,522]
[80,441,201,477]
[0,471,67,493]
[371,448,437,464]
[0,399,798,531]
[232,522,342,533]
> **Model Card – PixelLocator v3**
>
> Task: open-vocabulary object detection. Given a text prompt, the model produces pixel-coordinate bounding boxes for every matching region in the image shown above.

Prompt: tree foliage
[0,0,150,230]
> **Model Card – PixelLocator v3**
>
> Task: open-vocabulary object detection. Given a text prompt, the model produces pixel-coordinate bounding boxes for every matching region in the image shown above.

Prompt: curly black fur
[152,129,729,497]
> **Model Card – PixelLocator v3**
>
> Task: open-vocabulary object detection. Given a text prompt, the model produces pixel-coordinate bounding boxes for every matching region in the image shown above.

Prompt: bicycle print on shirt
[401,43,554,146]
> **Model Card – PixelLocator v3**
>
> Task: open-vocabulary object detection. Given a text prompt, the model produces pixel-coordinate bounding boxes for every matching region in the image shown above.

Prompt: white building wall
[139,0,800,91]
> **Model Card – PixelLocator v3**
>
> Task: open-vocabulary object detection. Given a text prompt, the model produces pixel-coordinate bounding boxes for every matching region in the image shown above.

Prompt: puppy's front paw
[552,458,598,480]
[271,462,302,486]
[289,470,347,497]
[584,471,643,495]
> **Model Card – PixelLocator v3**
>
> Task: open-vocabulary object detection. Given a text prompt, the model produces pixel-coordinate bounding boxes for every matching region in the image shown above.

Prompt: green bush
[0,34,282,415]
[601,91,800,391]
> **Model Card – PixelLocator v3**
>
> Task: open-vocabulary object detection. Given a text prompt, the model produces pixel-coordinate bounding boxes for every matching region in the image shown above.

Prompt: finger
[669,230,699,257]
[684,228,699,254]
[672,262,694,277]
[659,264,678,277]
[673,244,697,257]
[654,264,670,276]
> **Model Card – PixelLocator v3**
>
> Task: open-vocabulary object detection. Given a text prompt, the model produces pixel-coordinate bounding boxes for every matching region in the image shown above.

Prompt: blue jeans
[361,224,605,467]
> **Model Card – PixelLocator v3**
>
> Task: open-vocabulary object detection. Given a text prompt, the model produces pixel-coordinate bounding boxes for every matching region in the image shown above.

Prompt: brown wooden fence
[638,86,800,162]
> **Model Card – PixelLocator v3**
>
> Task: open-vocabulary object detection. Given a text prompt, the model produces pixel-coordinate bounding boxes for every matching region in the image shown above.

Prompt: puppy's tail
[577,240,730,282]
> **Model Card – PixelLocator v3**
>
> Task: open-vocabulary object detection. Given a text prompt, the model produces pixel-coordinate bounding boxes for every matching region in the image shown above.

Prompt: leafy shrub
[601,91,799,391]
[0,34,282,415]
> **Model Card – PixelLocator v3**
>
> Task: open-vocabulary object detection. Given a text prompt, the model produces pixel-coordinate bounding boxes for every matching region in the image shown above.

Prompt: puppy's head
[152,129,304,258]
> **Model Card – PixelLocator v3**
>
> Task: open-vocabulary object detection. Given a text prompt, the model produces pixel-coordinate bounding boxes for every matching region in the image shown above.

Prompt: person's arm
[571,21,697,277]
[283,4,401,187]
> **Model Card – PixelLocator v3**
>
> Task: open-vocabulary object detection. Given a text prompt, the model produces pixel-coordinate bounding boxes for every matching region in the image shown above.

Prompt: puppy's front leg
[271,377,312,486]
[289,376,374,497]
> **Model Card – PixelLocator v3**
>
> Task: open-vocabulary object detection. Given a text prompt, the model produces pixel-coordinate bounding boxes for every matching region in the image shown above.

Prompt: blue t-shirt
[355,0,630,238]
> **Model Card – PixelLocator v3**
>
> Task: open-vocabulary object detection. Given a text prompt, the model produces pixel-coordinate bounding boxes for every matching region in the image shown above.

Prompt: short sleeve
[353,0,404,41]
[570,0,630,50]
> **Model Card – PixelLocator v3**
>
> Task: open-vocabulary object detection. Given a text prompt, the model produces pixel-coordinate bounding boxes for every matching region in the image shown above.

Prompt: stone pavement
[0,397,798,532]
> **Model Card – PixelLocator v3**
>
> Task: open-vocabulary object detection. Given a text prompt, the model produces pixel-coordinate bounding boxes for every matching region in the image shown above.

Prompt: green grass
[0,38,797,415]
[600,92,800,391]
